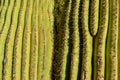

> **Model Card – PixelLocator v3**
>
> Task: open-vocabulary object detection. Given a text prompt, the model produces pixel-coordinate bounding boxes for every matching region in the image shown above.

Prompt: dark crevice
[91,0,101,79]
[88,0,93,36]
[77,0,83,79]
[12,18,22,80]
[105,0,112,79]
[0,0,1,6]
[2,0,16,79]
[21,0,29,78]
[51,0,71,80]
[0,0,10,35]
[64,0,73,79]
[51,2,60,79]
[91,36,95,80]
[65,0,80,79]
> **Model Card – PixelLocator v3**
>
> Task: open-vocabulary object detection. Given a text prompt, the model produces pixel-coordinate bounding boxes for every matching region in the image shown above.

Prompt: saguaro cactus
[0,0,120,80]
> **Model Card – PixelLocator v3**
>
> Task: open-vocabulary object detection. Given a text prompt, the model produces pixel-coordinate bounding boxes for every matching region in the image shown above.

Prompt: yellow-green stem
[2,0,21,79]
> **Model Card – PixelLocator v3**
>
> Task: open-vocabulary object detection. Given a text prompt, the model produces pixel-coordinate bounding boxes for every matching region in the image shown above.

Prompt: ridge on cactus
[0,0,120,80]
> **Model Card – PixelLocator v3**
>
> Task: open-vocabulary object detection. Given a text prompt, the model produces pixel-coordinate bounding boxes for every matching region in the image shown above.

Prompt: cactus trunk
[0,0,120,80]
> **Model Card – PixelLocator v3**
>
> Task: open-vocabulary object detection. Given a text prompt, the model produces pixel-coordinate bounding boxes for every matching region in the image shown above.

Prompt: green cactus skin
[52,0,71,80]
[0,0,3,12]
[43,0,54,79]
[0,0,120,80]
[37,0,54,80]
[2,0,21,80]
[93,0,109,80]
[89,0,99,36]
[12,0,27,79]
[0,0,14,79]
[21,0,33,80]
[68,0,80,80]
[37,0,44,79]
[29,0,39,80]
[79,0,92,80]
[118,0,120,79]
[0,0,9,32]
[105,0,118,80]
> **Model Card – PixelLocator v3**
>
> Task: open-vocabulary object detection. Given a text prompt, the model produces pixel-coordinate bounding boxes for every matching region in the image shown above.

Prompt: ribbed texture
[0,0,120,80]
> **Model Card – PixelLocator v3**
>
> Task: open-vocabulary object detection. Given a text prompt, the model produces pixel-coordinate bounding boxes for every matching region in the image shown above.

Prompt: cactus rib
[2,0,21,79]
[93,0,109,80]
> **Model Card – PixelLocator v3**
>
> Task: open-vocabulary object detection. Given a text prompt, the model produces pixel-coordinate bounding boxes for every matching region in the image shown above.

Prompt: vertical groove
[29,0,39,80]
[37,0,44,79]
[0,0,5,13]
[68,0,80,80]
[2,0,21,79]
[77,1,83,79]
[0,0,119,80]
[52,0,71,80]
[21,0,33,80]
[79,0,92,80]
[93,0,109,80]
[0,0,9,32]
[0,0,12,79]
[12,0,27,80]
[118,0,120,79]
[44,0,54,79]
[105,0,118,80]
[40,0,54,80]
[0,0,2,12]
